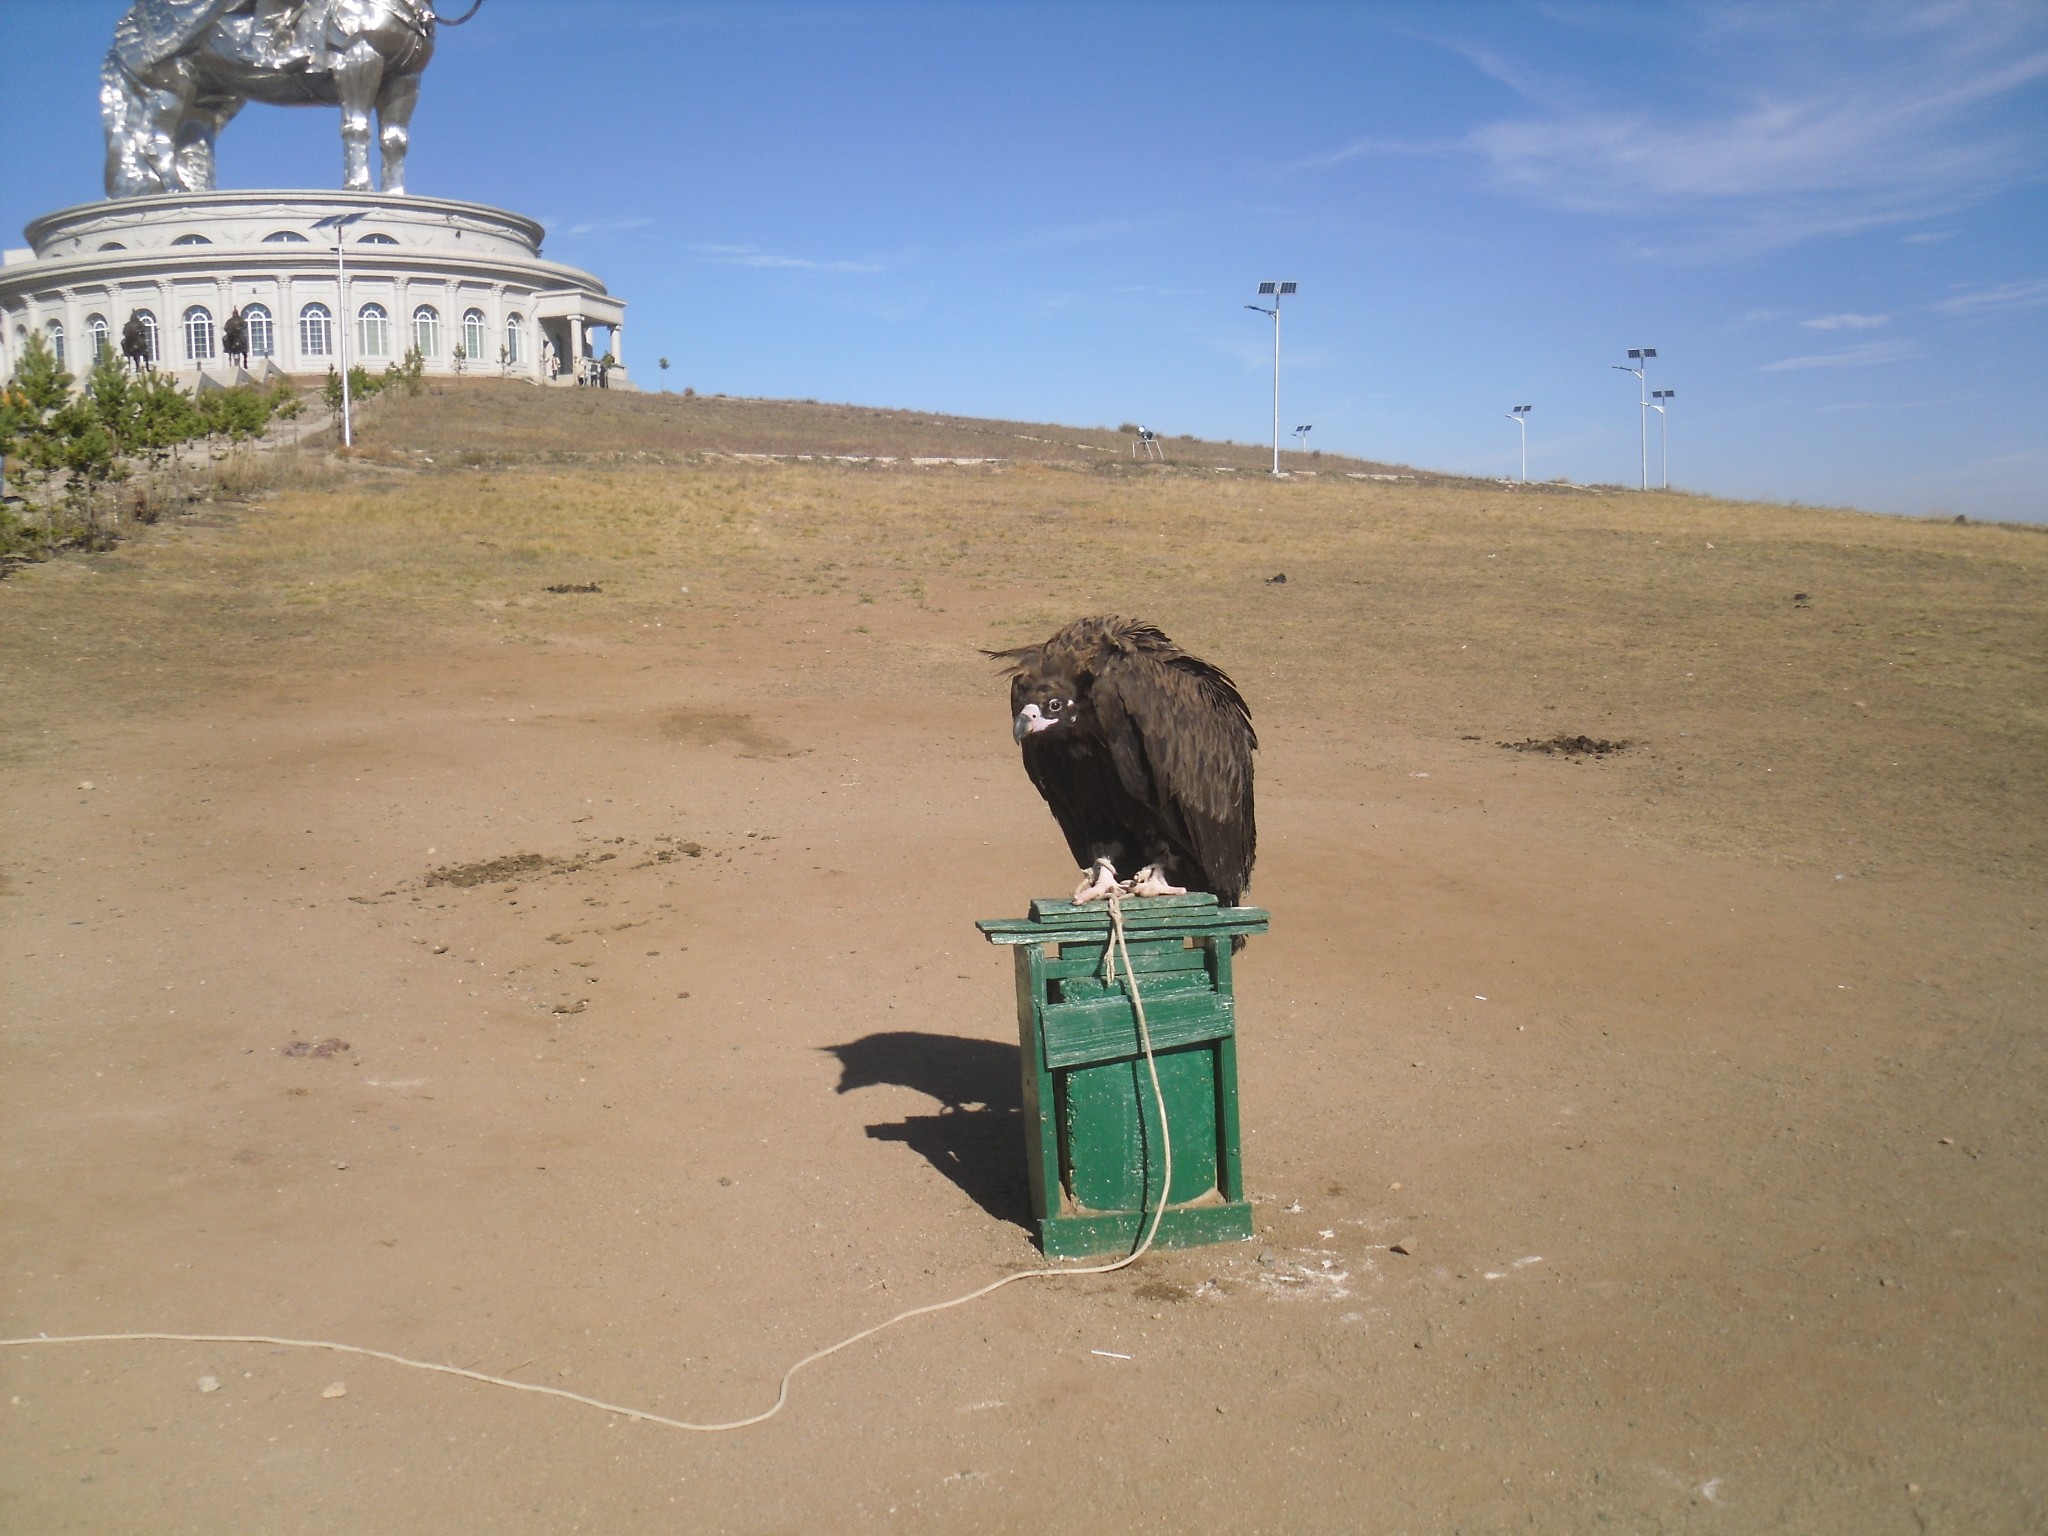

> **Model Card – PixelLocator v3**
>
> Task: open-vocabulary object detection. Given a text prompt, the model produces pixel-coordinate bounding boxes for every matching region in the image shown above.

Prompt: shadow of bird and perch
[822,1031,1033,1231]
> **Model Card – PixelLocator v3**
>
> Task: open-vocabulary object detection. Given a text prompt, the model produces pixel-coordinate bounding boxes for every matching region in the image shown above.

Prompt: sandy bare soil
[3,388,2045,1533]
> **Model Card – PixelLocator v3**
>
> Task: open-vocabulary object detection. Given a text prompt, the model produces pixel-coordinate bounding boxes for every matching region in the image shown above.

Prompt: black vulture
[989,616,1256,905]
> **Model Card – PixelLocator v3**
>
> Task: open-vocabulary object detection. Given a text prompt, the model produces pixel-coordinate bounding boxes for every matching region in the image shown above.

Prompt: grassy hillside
[6,378,2045,883]
[350,378,1450,480]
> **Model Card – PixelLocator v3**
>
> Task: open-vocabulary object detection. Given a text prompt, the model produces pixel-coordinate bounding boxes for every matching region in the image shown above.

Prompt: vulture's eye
[1045,698,1064,714]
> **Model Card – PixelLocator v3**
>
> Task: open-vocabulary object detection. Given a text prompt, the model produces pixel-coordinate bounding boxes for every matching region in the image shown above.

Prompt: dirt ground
[3,387,2045,1533]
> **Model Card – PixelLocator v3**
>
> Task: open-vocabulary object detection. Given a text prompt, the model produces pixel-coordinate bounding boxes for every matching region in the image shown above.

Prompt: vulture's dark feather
[989,616,1256,905]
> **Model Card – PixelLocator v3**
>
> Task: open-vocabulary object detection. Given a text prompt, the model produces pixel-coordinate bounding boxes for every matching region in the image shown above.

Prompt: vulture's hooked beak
[1014,703,1060,743]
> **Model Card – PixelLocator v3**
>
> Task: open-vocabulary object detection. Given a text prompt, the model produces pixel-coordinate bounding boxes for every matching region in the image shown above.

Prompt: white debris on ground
[1245,1247,1358,1303]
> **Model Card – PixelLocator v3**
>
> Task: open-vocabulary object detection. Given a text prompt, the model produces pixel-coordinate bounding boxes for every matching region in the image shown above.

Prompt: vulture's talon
[1073,859,1122,904]
[1127,865,1188,898]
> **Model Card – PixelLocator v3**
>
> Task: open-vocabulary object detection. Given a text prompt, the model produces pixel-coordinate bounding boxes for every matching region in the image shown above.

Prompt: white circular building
[0,189,629,389]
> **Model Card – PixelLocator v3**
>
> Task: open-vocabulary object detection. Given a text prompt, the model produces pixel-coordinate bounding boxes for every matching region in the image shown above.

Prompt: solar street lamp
[1293,423,1312,458]
[1244,280,1298,476]
[1650,389,1675,489]
[1610,347,1656,490]
[312,210,368,446]
[1507,404,1532,483]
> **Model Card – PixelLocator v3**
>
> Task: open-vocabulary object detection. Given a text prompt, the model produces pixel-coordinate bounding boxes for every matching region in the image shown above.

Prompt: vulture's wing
[1089,644,1256,898]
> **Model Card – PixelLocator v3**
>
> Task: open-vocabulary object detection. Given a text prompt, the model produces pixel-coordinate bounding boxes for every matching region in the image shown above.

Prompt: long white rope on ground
[1,895,1176,1435]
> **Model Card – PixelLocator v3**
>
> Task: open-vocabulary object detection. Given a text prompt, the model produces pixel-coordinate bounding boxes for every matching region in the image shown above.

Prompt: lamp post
[1610,347,1656,490]
[1507,404,1532,483]
[1650,389,1675,489]
[312,210,367,446]
[1244,280,1298,476]
[1293,423,1312,460]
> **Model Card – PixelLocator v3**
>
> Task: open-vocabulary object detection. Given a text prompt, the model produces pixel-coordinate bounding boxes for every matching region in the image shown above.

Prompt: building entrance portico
[537,296,625,387]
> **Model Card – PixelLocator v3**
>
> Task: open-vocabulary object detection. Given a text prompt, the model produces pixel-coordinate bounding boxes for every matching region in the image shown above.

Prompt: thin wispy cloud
[1901,229,1957,244]
[1818,392,1982,414]
[1758,338,1918,372]
[560,217,654,238]
[694,244,883,274]
[1479,57,2047,252]
[1802,313,1890,330]
[1311,9,2048,257]
[1286,135,1456,172]
[991,220,1150,256]
[1932,277,2048,315]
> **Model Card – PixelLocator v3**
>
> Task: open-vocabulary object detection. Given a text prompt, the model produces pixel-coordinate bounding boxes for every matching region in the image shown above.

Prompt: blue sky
[5,1,2045,518]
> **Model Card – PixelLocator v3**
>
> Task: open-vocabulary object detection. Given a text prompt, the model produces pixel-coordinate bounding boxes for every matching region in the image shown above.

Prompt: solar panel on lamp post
[1610,347,1656,490]
[1651,389,1675,489]
[1244,281,1298,476]
[1507,404,1532,483]
[1293,423,1312,461]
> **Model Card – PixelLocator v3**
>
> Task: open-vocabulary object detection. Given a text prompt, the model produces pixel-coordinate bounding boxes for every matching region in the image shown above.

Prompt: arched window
[298,302,332,357]
[47,320,66,368]
[263,230,309,243]
[131,309,160,363]
[356,301,391,358]
[172,233,212,246]
[98,241,126,251]
[461,308,487,361]
[358,233,398,246]
[505,313,524,365]
[243,303,275,358]
[87,313,110,363]
[183,305,215,362]
[411,304,441,358]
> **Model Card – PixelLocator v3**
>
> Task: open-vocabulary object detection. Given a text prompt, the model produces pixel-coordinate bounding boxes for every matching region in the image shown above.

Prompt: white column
[63,292,83,380]
[217,275,232,375]
[24,295,45,370]
[282,278,296,372]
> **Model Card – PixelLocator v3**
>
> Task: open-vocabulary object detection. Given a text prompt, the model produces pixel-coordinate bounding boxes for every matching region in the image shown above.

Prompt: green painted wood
[980,896,1266,1260]
[1014,945,1060,1227]
[1040,1200,1255,1259]
[976,917,1268,946]
[976,899,1268,946]
[1039,987,1233,1070]
[1028,892,1221,924]
[1042,939,1208,983]
[1056,964,1211,1005]
[1209,936,1246,1203]
[1059,1044,1221,1210]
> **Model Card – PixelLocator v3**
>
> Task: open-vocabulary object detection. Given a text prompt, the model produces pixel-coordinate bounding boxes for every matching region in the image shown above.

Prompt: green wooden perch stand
[977,893,1270,1259]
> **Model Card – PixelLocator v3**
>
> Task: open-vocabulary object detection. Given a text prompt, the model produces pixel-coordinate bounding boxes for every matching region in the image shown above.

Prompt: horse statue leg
[100,53,193,195]
[174,96,244,195]
[99,54,151,198]
[376,69,421,197]
[333,37,386,192]
[138,80,198,193]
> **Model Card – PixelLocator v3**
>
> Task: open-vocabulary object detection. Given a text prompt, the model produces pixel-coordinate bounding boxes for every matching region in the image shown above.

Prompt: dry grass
[351,378,1438,477]
[4,384,2043,884]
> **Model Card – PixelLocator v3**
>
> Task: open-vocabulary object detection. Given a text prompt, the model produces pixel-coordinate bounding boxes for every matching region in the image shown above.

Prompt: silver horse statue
[100,0,478,200]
